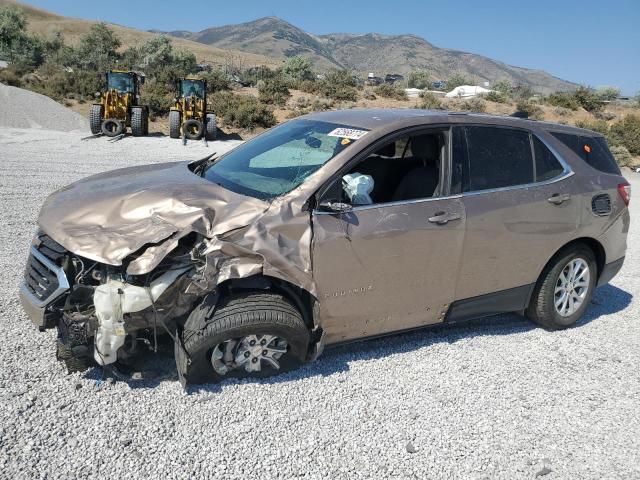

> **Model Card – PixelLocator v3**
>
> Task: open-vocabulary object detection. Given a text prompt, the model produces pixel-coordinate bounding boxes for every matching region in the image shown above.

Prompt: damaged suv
[20,109,630,384]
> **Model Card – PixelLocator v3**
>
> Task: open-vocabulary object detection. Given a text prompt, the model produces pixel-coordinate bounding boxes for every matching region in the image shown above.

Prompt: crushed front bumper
[20,244,70,329]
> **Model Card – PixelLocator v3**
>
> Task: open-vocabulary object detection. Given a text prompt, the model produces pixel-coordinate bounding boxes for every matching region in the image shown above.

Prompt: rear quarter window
[550,131,620,175]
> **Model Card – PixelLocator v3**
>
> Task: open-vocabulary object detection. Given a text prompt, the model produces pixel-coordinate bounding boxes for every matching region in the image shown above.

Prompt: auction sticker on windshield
[327,128,368,140]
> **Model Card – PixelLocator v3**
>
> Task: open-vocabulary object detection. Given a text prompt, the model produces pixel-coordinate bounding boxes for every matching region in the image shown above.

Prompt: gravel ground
[0,84,88,131]
[0,127,639,480]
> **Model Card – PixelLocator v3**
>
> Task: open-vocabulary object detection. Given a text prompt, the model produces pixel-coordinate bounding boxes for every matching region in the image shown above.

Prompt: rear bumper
[597,256,625,287]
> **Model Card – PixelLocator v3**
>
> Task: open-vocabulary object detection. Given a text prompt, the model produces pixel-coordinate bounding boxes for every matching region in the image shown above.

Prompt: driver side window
[327,130,446,206]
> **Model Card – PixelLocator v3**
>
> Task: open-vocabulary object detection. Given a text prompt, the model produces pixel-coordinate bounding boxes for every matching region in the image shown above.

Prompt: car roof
[302,108,604,137]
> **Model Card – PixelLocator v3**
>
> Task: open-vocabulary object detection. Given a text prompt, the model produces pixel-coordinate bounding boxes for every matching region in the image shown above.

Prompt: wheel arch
[539,237,606,284]
[216,275,317,331]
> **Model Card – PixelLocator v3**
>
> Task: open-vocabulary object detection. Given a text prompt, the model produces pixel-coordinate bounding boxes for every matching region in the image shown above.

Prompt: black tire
[205,113,217,141]
[143,109,149,135]
[176,291,310,384]
[526,244,597,330]
[131,107,145,137]
[101,119,124,137]
[89,104,103,134]
[183,119,204,140]
[169,110,181,139]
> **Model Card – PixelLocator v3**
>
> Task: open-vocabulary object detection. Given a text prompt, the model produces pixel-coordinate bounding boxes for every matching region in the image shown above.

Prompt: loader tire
[183,119,203,140]
[101,119,124,137]
[90,104,103,135]
[205,113,217,141]
[131,107,145,137]
[169,110,181,139]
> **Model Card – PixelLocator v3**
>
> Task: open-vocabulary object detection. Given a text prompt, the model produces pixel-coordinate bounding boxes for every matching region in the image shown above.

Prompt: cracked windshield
[203,119,366,199]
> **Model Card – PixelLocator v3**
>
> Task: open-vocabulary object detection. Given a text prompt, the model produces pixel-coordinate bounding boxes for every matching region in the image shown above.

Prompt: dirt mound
[0,83,88,132]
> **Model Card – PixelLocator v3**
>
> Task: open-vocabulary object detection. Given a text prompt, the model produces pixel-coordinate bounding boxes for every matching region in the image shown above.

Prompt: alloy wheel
[554,258,590,317]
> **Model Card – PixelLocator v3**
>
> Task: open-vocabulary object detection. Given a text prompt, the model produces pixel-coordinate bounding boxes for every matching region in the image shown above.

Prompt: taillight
[617,182,631,206]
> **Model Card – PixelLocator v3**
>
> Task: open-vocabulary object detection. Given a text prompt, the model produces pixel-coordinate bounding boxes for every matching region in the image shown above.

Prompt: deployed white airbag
[342,172,374,205]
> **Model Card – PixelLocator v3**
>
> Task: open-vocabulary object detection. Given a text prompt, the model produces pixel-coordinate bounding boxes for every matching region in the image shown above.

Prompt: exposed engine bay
[23,231,211,371]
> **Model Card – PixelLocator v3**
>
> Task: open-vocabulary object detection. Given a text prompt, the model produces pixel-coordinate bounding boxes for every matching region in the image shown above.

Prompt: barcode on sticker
[327,128,368,140]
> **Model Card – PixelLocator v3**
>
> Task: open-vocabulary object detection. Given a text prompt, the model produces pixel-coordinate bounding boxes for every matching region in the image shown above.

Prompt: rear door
[453,125,579,302]
[311,127,466,343]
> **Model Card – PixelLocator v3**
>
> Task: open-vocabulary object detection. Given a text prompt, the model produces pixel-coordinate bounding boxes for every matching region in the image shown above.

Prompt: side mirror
[318,200,352,213]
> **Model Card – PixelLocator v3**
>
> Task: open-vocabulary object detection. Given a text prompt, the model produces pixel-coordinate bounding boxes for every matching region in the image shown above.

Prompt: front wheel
[526,244,597,330]
[176,292,310,384]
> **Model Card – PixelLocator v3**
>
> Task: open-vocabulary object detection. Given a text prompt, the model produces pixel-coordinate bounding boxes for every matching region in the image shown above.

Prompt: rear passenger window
[464,126,533,191]
[551,132,620,175]
[533,137,564,181]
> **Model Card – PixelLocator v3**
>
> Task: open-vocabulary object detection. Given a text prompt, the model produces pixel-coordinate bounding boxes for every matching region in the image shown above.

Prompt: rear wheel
[183,119,204,140]
[131,107,145,136]
[205,113,217,141]
[176,292,310,384]
[89,104,103,134]
[101,119,124,137]
[169,110,181,139]
[526,244,597,330]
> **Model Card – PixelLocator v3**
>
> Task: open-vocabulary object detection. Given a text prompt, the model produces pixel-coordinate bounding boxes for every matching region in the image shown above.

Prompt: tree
[75,23,121,71]
[596,86,620,101]
[283,56,313,82]
[0,6,44,66]
[446,74,469,91]
[407,70,430,89]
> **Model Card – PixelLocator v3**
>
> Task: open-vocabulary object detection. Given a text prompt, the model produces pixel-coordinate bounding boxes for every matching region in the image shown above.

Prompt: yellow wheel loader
[169,77,217,141]
[90,70,149,137]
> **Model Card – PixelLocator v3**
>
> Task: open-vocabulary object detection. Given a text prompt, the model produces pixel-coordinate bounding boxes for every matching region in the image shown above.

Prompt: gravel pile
[0,128,639,479]
[0,83,88,131]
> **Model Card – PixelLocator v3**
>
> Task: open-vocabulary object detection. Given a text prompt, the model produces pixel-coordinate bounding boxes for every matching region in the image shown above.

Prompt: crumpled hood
[38,161,268,267]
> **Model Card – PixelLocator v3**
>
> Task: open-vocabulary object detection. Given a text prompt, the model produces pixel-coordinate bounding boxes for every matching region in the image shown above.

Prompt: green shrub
[316,70,358,101]
[297,79,318,94]
[461,97,487,113]
[484,90,508,103]
[283,56,314,82]
[141,81,173,117]
[596,86,620,101]
[553,107,572,117]
[418,92,443,110]
[258,76,290,106]
[0,66,22,86]
[373,83,407,100]
[610,145,633,167]
[407,70,430,89]
[573,86,605,113]
[516,100,544,120]
[202,69,231,93]
[574,119,610,136]
[492,80,512,95]
[446,74,469,91]
[609,115,640,155]
[546,92,580,110]
[209,91,276,130]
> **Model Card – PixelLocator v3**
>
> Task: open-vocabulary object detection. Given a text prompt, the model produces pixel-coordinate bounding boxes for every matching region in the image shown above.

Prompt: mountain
[0,0,280,69]
[167,17,340,70]
[167,17,576,92]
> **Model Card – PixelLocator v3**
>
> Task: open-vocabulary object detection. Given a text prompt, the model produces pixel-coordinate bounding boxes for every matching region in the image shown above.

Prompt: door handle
[547,193,571,205]
[428,211,461,225]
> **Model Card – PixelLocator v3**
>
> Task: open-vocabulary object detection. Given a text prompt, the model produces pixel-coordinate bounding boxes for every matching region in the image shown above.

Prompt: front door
[310,129,466,343]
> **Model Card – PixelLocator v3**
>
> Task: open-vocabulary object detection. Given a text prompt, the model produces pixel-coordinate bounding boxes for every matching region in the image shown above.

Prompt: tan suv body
[20,109,630,384]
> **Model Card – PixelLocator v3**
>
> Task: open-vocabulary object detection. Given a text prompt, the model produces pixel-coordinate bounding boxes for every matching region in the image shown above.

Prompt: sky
[20,0,640,95]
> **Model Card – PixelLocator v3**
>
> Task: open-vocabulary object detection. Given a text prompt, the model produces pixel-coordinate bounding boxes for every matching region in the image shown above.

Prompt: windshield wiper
[192,152,218,176]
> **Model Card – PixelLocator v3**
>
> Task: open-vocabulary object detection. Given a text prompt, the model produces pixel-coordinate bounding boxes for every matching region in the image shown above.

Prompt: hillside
[167,17,577,93]
[0,0,281,69]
